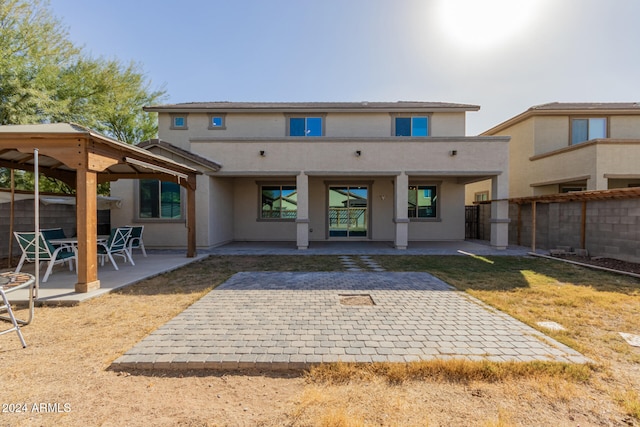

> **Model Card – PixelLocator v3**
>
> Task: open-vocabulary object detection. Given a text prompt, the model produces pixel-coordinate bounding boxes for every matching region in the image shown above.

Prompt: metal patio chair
[126,225,147,258]
[0,273,35,348]
[97,227,134,270]
[13,231,77,283]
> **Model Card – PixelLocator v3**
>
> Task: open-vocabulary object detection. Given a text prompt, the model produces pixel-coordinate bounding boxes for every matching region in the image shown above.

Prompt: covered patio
[0,123,200,293]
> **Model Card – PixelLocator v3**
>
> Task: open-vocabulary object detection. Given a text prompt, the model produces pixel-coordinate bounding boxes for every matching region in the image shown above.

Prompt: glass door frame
[325,181,372,240]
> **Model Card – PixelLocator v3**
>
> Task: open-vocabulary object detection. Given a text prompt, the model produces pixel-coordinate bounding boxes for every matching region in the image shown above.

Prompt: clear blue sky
[48,0,640,135]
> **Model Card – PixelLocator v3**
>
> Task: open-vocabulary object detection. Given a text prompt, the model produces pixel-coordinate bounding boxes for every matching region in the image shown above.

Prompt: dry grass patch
[306,360,593,385]
[1,254,639,426]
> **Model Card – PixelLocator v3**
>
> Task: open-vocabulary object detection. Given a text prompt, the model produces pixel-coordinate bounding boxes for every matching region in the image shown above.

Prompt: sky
[47,0,640,135]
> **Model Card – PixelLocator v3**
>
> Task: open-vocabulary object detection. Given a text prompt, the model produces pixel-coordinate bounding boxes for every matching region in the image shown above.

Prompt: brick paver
[112,272,588,370]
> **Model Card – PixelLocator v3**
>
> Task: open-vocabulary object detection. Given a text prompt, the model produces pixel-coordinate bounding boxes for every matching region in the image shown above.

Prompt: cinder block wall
[503,199,640,263]
[0,200,113,261]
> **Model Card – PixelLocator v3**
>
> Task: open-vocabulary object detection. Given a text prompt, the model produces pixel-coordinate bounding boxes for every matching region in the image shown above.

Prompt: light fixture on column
[450,150,457,156]
[260,150,266,157]
[355,150,361,157]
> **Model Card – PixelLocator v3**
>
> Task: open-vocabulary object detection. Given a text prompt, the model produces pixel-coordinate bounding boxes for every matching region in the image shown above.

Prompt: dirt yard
[1,255,639,426]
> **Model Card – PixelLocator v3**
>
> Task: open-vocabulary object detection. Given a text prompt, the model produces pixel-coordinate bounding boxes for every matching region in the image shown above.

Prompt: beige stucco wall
[595,142,640,188]
[158,111,468,142]
[465,118,533,201]
[464,179,492,204]
[232,178,297,241]
[468,112,640,201]
[209,177,235,246]
[431,113,466,136]
[214,176,464,243]
[530,144,598,193]
[190,139,507,174]
[610,116,640,138]
[110,174,214,250]
[142,108,509,248]
[408,181,465,240]
[533,116,568,155]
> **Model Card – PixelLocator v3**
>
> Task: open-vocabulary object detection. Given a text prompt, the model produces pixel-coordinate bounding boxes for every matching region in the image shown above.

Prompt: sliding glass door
[328,186,368,238]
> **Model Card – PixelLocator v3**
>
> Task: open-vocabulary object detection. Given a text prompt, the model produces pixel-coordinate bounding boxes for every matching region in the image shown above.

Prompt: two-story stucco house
[110,102,511,250]
[466,102,640,203]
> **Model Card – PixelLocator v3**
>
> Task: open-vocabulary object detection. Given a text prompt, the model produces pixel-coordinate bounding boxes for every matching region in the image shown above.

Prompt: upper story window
[288,116,323,137]
[571,117,606,145]
[208,113,226,130]
[139,179,183,220]
[170,114,188,130]
[474,191,489,202]
[395,116,429,136]
[408,185,438,219]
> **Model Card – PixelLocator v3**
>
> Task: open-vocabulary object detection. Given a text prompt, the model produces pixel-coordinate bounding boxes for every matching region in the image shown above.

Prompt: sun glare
[437,0,540,49]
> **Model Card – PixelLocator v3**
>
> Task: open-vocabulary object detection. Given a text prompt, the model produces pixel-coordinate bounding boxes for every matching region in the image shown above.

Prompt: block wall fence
[477,199,640,263]
[0,199,110,262]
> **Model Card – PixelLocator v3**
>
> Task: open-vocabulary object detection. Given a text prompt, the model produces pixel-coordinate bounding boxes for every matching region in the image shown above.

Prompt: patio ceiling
[0,123,200,293]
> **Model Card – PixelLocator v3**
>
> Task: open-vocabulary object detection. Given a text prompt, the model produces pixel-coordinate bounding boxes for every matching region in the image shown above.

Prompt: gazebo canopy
[0,123,200,293]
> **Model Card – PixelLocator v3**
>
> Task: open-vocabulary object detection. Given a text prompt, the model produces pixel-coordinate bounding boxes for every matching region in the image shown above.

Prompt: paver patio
[112,271,588,371]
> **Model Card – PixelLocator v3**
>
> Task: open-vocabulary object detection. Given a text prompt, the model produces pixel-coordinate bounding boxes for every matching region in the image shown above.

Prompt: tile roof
[137,139,221,171]
[144,101,480,112]
[530,102,640,111]
[483,102,640,135]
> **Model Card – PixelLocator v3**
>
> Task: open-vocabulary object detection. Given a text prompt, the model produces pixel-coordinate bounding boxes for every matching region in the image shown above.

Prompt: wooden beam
[14,141,86,170]
[75,166,100,293]
[88,152,119,172]
[96,172,177,184]
[0,159,77,188]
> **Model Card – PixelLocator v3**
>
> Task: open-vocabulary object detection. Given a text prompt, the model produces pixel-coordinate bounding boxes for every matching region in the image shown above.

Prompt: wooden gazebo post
[75,165,100,293]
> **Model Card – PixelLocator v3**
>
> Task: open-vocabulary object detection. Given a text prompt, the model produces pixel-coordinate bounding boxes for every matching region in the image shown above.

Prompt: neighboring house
[466,102,640,203]
[110,102,511,250]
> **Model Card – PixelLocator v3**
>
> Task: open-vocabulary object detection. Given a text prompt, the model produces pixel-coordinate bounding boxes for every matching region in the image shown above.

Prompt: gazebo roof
[0,122,199,293]
[0,123,198,184]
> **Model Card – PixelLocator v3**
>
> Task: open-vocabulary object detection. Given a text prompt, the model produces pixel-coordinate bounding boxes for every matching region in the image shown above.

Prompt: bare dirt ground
[1,255,639,426]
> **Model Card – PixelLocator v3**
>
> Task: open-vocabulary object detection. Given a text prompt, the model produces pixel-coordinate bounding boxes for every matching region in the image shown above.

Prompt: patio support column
[394,172,409,249]
[75,166,100,293]
[186,177,197,257]
[490,174,510,250]
[296,172,309,250]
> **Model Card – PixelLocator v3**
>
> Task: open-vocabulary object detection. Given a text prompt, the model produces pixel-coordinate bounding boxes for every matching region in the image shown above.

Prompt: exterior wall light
[355,150,361,157]
[450,150,457,156]
[260,150,266,156]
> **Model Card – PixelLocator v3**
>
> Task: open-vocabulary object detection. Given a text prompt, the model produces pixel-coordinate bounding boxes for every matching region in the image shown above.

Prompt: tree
[0,0,166,192]
[0,0,78,125]
[53,56,165,144]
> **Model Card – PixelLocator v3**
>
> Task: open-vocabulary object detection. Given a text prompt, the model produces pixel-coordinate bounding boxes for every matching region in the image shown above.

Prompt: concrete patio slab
[2,251,208,305]
[112,271,589,371]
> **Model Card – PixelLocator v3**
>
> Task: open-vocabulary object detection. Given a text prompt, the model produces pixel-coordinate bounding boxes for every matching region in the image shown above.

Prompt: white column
[394,172,409,249]
[490,174,510,250]
[296,172,309,250]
